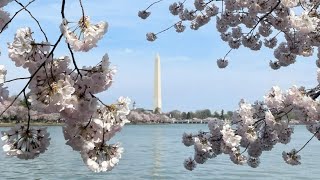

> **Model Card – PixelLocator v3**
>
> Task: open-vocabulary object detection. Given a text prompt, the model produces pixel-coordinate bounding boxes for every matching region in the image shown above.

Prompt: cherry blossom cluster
[0,0,130,173]
[139,0,320,69]
[60,17,108,52]
[1,124,50,160]
[182,69,320,171]
[62,96,130,172]
[8,27,51,72]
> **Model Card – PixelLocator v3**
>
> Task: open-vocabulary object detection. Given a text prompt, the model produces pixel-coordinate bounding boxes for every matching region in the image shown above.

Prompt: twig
[61,0,66,18]
[4,77,31,83]
[156,21,182,35]
[145,0,164,11]
[90,92,107,107]
[14,0,48,41]
[23,91,31,130]
[67,43,82,79]
[223,49,232,59]
[0,0,35,34]
[241,143,250,154]
[247,0,281,35]
[296,129,320,153]
[79,0,86,23]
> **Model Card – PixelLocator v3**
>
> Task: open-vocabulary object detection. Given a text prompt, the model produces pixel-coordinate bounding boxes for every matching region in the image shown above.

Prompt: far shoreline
[0,122,64,127]
[0,122,208,127]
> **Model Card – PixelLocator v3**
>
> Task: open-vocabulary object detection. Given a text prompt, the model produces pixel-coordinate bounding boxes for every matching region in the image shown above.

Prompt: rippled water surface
[0,124,319,180]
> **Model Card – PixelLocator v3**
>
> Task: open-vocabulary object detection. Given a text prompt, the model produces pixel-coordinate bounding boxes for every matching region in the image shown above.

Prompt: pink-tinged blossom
[282,149,301,165]
[221,124,241,150]
[217,58,228,68]
[138,10,151,19]
[269,60,281,70]
[290,11,319,33]
[205,4,219,17]
[1,124,50,159]
[146,32,157,41]
[264,86,284,109]
[60,17,108,52]
[194,0,205,11]
[182,132,195,146]
[247,157,260,168]
[184,157,197,171]
[8,27,51,70]
[169,2,184,16]
[81,143,123,172]
[230,152,247,165]
[174,21,186,33]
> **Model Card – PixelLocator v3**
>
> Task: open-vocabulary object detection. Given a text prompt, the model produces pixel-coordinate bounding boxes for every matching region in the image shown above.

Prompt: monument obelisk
[154,54,162,114]
[0,65,7,84]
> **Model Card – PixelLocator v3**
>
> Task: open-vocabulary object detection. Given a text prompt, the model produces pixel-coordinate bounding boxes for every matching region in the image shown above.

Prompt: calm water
[0,124,319,180]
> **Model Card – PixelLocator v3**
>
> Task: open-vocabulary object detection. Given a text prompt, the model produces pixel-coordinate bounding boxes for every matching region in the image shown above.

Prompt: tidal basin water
[0,124,320,180]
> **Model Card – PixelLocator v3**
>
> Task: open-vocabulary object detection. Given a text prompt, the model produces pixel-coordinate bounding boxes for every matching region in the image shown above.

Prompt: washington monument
[154,54,162,114]
[0,65,6,84]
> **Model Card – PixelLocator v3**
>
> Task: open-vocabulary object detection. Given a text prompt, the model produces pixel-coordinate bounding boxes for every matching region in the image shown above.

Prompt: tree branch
[0,0,35,34]
[14,0,48,41]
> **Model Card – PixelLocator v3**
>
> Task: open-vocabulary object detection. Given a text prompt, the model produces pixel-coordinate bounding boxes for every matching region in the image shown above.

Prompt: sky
[0,0,318,112]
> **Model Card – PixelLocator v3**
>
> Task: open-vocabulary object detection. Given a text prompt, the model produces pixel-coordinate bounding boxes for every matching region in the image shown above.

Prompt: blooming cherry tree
[138,0,320,171]
[0,0,320,174]
[0,0,130,172]
[139,0,320,69]
[182,73,320,170]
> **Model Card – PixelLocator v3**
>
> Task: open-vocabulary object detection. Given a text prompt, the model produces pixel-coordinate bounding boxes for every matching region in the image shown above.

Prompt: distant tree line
[0,96,61,123]
[167,109,233,120]
[127,109,171,124]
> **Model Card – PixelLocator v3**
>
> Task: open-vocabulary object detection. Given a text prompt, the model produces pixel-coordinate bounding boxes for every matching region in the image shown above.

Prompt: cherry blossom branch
[241,143,250,154]
[78,0,87,32]
[296,129,320,153]
[156,21,182,35]
[23,90,31,130]
[67,43,83,79]
[299,0,307,11]
[31,43,54,46]
[0,0,35,34]
[144,0,164,11]
[150,0,216,36]
[223,49,232,59]
[61,0,66,18]
[4,77,31,83]
[247,0,281,36]
[307,85,320,99]
[0,0,127,171]
[0,33,63,118]
[79,0,86,20]
[90,92,107,107]
[84,116,93,129]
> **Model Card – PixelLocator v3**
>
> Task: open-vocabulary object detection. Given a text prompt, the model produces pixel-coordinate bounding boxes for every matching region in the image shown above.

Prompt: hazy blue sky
[0,0,318,112]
